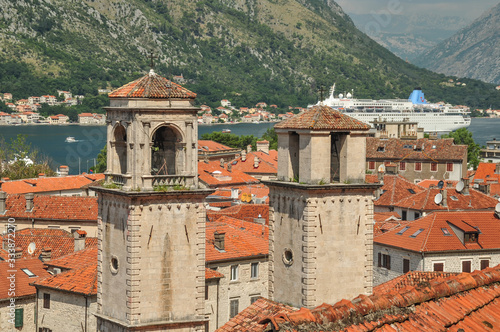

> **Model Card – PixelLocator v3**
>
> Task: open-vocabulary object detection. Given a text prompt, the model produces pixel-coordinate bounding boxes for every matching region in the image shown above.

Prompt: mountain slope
[414,3,500,85]
[0,0,499,109]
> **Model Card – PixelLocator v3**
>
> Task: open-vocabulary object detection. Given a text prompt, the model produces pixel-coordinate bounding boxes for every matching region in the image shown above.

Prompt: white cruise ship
[317,84,471,133]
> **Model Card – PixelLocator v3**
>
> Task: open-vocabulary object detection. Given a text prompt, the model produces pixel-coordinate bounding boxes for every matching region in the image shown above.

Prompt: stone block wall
[0,297,35,331]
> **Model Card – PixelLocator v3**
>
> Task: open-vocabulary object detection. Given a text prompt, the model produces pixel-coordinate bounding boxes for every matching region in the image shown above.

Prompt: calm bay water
[0,118,497,175]
[0,122,275,175]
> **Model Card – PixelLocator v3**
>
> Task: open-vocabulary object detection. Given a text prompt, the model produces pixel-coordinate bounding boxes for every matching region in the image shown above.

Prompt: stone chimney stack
[41,247,52,262]
[14,247,22,260]
[254,157,259,168]
[38,173,45,178]
[256,140,270,154]
[441,189,448,207]
[0,191,6,214]
[496,163,500,175]
[463,178,470,195]
[59,165,69,176]
[214,231,225,251]
[242,150,246,162]
[227,163,232,173]
[74,230,87,252]
[220,158,224,168]
[25,193,34,211]
[247,144,252,153]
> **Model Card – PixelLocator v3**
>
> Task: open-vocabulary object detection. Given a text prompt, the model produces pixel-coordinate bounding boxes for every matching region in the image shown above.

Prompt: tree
[441,128,481,170]
[0,135,56,180]
[91,145,107,173]
[260,128,278,150]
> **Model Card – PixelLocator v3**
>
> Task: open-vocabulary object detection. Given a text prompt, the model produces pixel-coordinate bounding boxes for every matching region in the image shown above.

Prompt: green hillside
[0,0,498,110]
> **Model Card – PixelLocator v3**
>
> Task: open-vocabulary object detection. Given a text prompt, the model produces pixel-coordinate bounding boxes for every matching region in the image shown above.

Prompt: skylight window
[408,189,416,194]
[410,228,425,238]
[396,226,410,235]
[377,146,385,152]
[450,195,458,201]
[21,268,36,277]
[441,228,452,236]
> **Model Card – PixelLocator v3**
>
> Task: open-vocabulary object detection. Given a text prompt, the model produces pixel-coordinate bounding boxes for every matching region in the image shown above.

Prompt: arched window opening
[151,126,182,175]
[113,125,127,174]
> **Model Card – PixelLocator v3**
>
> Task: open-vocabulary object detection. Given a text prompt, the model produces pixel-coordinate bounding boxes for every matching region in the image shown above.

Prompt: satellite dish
[437,180,444,189]
[378,164,386,173]
[434,193,443,205]
[456,181,464,193]
[27,242,36,255]
[496,203,500,213]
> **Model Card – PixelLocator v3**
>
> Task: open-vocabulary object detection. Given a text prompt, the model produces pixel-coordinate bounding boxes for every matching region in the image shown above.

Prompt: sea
[0,118,498,175]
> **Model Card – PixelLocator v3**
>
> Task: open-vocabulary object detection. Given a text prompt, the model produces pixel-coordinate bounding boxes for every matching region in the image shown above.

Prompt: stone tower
[95,69,212,332]
[264,105,380,308]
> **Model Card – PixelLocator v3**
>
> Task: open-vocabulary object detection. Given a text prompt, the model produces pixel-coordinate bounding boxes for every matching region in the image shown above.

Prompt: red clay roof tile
[205,268,224,280]
[0,174,104,194]
[0,258,52,300]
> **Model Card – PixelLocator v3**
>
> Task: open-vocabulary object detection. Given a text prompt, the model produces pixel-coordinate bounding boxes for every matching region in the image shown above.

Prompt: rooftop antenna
[437,180,444,189]
[434,193,443,205]
[318,85,326,104]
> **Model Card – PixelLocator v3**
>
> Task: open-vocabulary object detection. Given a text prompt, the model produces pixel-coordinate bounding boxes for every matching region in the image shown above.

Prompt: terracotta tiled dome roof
[274,105,370,130]
[109,70,196,99]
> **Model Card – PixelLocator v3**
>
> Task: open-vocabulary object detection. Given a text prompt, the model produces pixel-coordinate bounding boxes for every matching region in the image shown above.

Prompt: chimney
[220,158,224,168]
[40,247,52,262]
[14,247,22,260]
[25,193,34,212]
[253,214,265,225]
[214,231,225,251]
[441,189,448,207]
[463,178,470,195]
[38,173,45,178]
[59,165,69,176]
[496,163,500,175]
[0,191,6,214]
[242,150,246,162]
[256,140,269,154]
[447,181,453,188]
[247,144,252,153]
[254,157,259,168]
[73,230,87,252]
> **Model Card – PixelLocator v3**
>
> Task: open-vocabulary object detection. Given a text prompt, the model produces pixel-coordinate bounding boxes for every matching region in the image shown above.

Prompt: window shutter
[387,255,391,270]
[481,260,489,270]
[378,253,381,267]
[15,308,23,328]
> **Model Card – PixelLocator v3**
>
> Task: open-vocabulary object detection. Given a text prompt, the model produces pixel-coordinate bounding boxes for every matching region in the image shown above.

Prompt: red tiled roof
[375,175,425,207]
[205,268,224,280]
[207,204,269,225]
[44,246,97,270]
[216,298,296,332]
[33,260,97,296]
[198,140,237,152]
[198,160,260,187]
[230,152,277,175]
[109,71,196,99]
[0,258,52,300]
[373,270,458,295]
[474,162,500,183]
[259,265,500,331]
[393,186,497,211]
[205,218,268,262]
[0,173,104,194]
[0,228,97,260]
[0,194,97,221]
[375,211,500,252]
[274,105,370,130]
[367,137,467,161]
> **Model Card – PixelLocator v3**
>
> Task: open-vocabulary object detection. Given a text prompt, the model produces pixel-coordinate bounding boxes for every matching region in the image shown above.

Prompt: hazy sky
[335,0,499,20]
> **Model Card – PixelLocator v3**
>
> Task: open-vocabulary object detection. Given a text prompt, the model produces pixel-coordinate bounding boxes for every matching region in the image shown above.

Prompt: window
[250,295,260,304]
[368,161,375,170]
[481,259,490,270]
[399,161,406,171]
[414,212,420,219]
[441,228,452,236]
[403,259,410,273]
[402,211,407,221]
[229,299,239,318]
[430,162,437,172]
[43,293,50,309]
[433,263,444,272]
[205,284,209,300]
[15,308,23,328]
[410,228,425,238]
[378,253,391,270]
[447,163,453,172]
[415,162,422,171]
[21,268,36,277]
[251,262,259,279]
[462,260,471,273]
[465,233,478,243]
[377,146,385,152]
[230,265,238,281]
[397,226,410,235]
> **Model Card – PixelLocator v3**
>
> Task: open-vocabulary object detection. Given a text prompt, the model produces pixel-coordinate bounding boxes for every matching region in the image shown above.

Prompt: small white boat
[222,129,231,133]
[65,136,76,143]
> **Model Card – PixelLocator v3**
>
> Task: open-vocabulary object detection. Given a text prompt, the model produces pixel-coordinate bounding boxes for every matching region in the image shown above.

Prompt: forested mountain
[414,2,500,85]
[0,0,499,109]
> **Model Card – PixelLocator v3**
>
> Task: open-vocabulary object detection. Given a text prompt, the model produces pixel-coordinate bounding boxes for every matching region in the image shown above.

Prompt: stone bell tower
[95,69,212,332]
[263,105,380,308]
